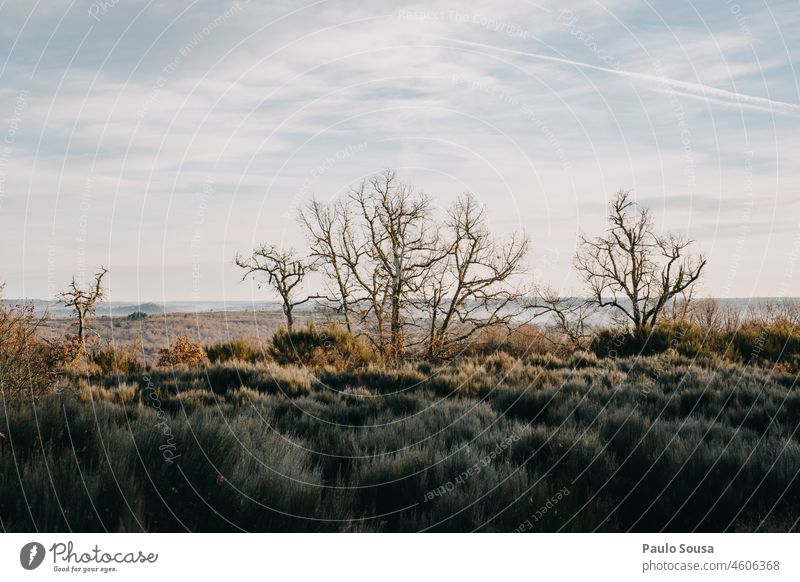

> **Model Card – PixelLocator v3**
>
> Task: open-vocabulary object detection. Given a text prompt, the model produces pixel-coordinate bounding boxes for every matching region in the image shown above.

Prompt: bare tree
[575,190,706,331]
[298,198,358,334]
[342,170,440,361]
[688,297,725,331]
[529,286,596,351]
[421,193,529,360]
[58,266,108,351]
[235,245,315,332]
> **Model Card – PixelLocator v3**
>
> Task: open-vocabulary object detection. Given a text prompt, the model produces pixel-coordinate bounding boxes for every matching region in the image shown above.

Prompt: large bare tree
[267,170,532,362]
[421,193,529,360]
[235,245,315,332]
[309,170,440,361]
[298,198,359,335]
[575,190,706,330]
[58,266,108,351]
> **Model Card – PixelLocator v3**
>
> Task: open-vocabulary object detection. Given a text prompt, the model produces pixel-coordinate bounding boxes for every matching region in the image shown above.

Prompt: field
[36,311,291,361]
[2,347,799,532]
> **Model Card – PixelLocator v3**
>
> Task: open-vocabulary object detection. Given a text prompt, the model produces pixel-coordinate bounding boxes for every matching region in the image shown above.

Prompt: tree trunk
[285,305,294,332]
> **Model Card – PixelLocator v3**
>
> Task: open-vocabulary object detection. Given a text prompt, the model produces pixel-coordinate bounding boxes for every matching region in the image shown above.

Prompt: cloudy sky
[1,0,798,302]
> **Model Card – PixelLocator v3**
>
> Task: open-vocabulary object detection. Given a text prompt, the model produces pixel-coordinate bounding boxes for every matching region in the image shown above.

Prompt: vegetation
[268,169,530,362]
[57,266,108,355]
[575,191,705,330]
[268,322,379,367]
[205,338,266,364]
[158,335,207,367]
[0,300,60,403]
[1,353,798,532]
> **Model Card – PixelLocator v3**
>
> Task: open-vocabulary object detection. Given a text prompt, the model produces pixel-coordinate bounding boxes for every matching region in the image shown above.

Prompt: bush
[127,311,148,321]
[269,322,379,368]
[89,340,144,374]
[0,303,60,402]
[158,335,206,367]
[2,355,799,532]
[205,338,266,364]
[727,319,800,366]
[466,324,555,358]
[589,318,800,370]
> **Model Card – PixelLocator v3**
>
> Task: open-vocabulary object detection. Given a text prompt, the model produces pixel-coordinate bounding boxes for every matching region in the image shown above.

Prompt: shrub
[589,318,800,370]
[269,322,379,368]
[466,323,555,358]
[77,381,140,404]
[205,338,266,364]
[590,322,717,358]
[89,340,144,374]
[0,303,60,402]
[127,311,148,321]
[2,355,800,532]
[158,335,206,367]
[727,319,800,367]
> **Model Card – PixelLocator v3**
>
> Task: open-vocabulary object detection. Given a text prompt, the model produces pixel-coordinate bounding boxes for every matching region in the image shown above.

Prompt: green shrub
[269,322,379,368]
[205,338,266,364]
[590,319,800,370]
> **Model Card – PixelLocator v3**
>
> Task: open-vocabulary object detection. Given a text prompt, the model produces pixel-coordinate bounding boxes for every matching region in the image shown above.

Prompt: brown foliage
[0,303,60,402]
[158,335,207,367]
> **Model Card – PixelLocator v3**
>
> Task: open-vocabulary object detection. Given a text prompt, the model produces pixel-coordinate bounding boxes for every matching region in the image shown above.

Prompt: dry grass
[38,311,292,362]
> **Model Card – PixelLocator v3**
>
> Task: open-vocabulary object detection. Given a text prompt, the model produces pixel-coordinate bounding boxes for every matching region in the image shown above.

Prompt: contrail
[439,37,800,116]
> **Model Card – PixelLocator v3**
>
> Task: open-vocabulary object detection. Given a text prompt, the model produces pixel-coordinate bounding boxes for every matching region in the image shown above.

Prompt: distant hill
[0,299,285,317]
[2,297,798,319]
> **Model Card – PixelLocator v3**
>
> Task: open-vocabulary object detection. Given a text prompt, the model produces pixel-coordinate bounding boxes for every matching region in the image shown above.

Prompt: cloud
[437,37,800,116]
[0,0,798,300]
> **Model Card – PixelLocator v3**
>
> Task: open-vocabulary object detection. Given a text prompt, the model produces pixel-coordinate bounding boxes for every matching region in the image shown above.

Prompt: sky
[0,0,798,303]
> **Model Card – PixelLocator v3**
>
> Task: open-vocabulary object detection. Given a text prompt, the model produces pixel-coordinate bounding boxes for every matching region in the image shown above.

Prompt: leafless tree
[298,198,359,334]
[58,266,108,351]
[528,285,596,351]
[687,297,726,331]
[575,191,706,331]
[341,170,440,361]
[235,245,315,331]
[421,193,529,360]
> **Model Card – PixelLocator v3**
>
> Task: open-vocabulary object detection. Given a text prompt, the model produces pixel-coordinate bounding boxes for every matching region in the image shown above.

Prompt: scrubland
[2,313,799,532]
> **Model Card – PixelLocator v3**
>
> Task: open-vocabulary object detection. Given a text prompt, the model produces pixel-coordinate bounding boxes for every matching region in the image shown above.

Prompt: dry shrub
[0,303,60,402]
[262,363,315,396]
[76,381,139,404]
[467,324,557,358]
[59,334,86,369]
[89,339,144,374]
[230,387,270,406]
[205,338,266,364]
[269,322,379,368]
[158,335,207,367]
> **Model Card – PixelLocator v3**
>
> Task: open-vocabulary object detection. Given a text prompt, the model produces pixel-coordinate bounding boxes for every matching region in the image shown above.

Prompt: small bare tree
[58,266,108,352]
[422,193,529,360]
[575,191,706,331]
[235,245,314,332]
[529,286,596,351]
